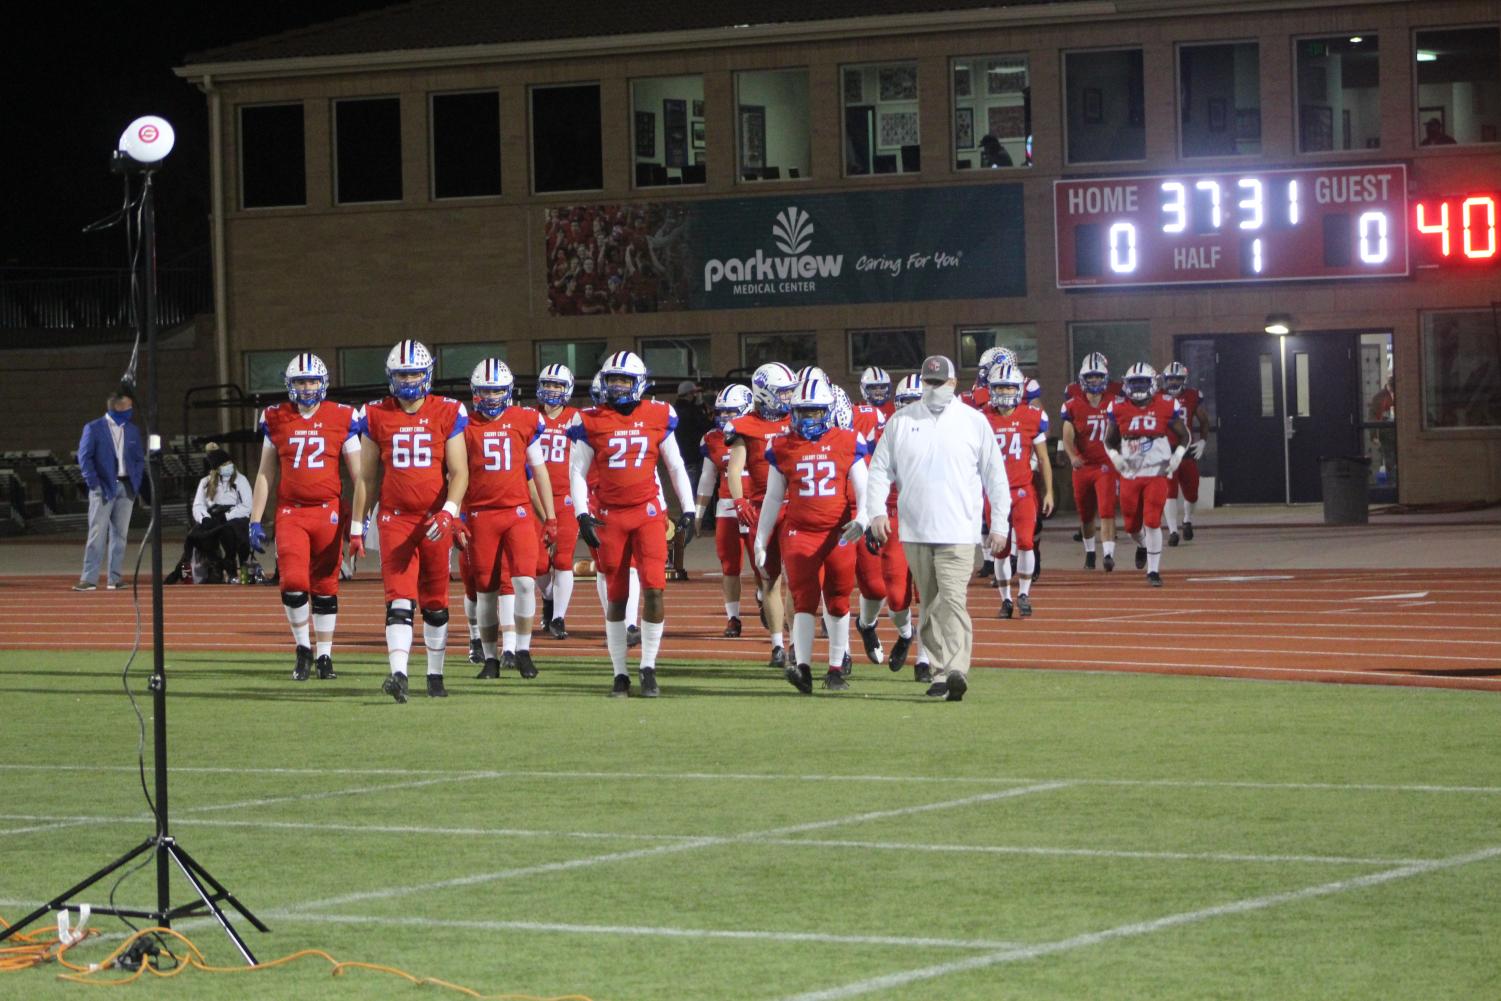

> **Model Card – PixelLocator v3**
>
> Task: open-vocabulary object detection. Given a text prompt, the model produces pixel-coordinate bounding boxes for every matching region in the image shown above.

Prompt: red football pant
[467,507,538,593]
[880,512,912,612]
[534,492,581,575]
[378,511,452,607]
[855,534,885,601]
[1119,476,1171,536]
[782,528,855,616]
[595,503,667,601]
[1168,457,1201,504]
[274,501,342,595]
[1009,487,1038,551]
[715,515,753,577]
[1072,464,1119,524]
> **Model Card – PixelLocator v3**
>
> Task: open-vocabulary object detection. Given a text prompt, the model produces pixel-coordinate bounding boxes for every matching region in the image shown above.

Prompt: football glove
[1167,446,1187,477]
[451,518,472,550]
[733,497,759,532]
[348,533,366,559]
[753,541,768,570]
[248,522,266,553]
[676,511,697,547]
[840,520,865,545]
[1189,440,1207,460]
[424,508,454,542]
[542,518,558,548]
[577,512,603,549]
[864,527,883,555]
[1106,448,1128,475]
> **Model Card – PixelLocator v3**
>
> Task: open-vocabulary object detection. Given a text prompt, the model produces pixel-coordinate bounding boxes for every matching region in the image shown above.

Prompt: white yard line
[769,843,1501,1001]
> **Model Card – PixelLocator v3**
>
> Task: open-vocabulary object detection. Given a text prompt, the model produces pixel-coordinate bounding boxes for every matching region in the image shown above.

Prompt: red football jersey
[1065,379,1125,402]
[851,405,886,461]
[726,413,789,501]
[259,401,358,506]
[464,406,544,511]
[1108,394,1185,479]
[984,406,1049,489]
[767,428,867,532]
[361,395,467,514]
[1166,388,1202,447]
[536,406,578,497]
[568,400,677,508]
[700,428,750,500]
[1060,395,1117,466]
[962,385,990,410]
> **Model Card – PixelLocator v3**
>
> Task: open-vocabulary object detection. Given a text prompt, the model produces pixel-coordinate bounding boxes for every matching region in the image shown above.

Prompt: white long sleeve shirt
[193,471,253,523]
[865,398,1010,545]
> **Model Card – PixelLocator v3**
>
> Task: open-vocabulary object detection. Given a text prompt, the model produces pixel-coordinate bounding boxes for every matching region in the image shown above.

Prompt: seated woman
[165,446,254,583]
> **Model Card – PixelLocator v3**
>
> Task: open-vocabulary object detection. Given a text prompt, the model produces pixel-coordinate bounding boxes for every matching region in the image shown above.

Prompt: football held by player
[352,339,470,702]
[249,353,361,681]
[1105,363,1190,587]
[984,365,1054,618]
[1060,352,1121,571]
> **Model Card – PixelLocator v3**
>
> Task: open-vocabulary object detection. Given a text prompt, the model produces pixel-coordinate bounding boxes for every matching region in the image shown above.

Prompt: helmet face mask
[1079,352,1110,395]
[470,359,514,418]
[893,373,923,406]
[1123,362,1157,404]
[536,363,574,407]
[713,384,754,432]
[751,363,798,419]
[386,340,434,402]
[988,364,1025,410]
[599,350,649,408]
[589,373,607,405]
[859,366,891,404]
[285,353,329,407]
[1161,361,1189,397]
[790,378,836,440]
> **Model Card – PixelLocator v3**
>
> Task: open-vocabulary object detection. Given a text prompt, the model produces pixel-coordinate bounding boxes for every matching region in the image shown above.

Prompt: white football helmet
[975,346,1004,387]
[1161,361,1189,397]
[588,371,607,405]
[536,363,574,407]
[859,366,892,405]
[794,365,829,386]
[598,350,649,406]
[284,352,328,407]
[1123,362,1157,404]
[713,384,754,432]
[790,377,836,440]
[751,362,798,419]
[830,384,854,429]
[1078,352,1110,395]
[893,372,923,406]
[988,363,1025,410]
[470,359,514,418]
[386,339,434,401]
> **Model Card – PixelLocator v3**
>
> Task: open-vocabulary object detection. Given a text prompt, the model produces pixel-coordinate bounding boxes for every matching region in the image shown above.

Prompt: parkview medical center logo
[702,207,844,295]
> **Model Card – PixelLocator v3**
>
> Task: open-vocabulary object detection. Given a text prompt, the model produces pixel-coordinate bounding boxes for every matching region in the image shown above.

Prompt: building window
[436,343,506,382]
[1065,49,1145,164]
[849,328,926,373]
[244,350,291,394]
[239,103,306,209]
[957,324,1038,370]
[639,336,711,378]
[843,61,921,176]
[334,97,402,204]
[431,91,501,199]
[951,56,1030,170]
[741,332,817,371]
[631,76,706,188]
[1421,310,1501,428]
[532,84,603,193]
[735,68,810,183]
[339,347,390,388]
[1296,36,1380,152]
[1415,27,1501,147]
[1180,41,1261,157]
[1068,321,1150,377]
[538,340,608,376]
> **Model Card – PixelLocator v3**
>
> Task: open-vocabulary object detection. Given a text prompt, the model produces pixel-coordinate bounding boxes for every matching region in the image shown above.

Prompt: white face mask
[219,464,235,479]
[921,384,955,413]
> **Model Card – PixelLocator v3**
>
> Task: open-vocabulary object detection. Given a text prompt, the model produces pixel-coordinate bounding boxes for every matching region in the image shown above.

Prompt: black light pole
[0,117,265,965]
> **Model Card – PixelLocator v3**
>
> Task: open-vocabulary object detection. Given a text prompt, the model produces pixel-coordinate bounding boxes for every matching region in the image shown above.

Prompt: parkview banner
[543,184,1025,315]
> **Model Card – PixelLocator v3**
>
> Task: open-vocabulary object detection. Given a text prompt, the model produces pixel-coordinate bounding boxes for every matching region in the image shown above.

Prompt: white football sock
[640,619,664,668]
[770,631,784,650]
[313,612,335,658]
[386,598,412,676]
[725,600,740,619]
[515,577,535,652]
[1018,551,1035,596]
[858,596,883,630]
[827,613,849,670]
[424,617,447,675]
[1083,535,1097,554]
[626,568,641,628]
[890,607,913,638]
[463,595,479,640]
[1181,497,1194,525]
[1145,526,1163,573]
[552,569,575,619]
[499,594,517,653]
[1103,539,1116,558]
[1164,497,1179,534]
[476,592,499,660]
[285,599,310,648]
[791,613,816,667]
[604,619,628,677]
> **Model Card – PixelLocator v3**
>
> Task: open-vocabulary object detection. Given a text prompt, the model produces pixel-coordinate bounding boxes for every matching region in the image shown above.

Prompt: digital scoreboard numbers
[1055,164,1409,288]
[1413,192,1499,266]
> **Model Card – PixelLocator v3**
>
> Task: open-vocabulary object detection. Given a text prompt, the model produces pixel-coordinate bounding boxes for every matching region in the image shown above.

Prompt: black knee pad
[421,607,449,628]
[311,594,338,615]
[385,603,414,627]
[281,591,309,609]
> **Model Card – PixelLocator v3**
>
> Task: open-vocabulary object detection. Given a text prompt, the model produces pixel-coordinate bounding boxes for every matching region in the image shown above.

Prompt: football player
[694,384,755,637]
[1105,363,1190,587]
[850,372,889,665]
[581,372,643,644]
[1060,352,1121,571]
[351,339,469,702]
[249,353,361,681]
[962,346,1005,411]
[984,365,1054,617]
[726,362,798,667]
[754,378,871,693]
[1065,350,1124,402]
[1159,361,1208,545]
[859,365,895,420]
[533,363,580,637]
[567,351,696,697]
[464,360,555,682]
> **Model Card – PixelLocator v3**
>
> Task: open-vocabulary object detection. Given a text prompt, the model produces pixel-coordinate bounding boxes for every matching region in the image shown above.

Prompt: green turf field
[2,651,1498,1000]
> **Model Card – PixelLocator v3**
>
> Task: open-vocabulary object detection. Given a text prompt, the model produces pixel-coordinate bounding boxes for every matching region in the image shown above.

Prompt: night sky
[2,2,392,269]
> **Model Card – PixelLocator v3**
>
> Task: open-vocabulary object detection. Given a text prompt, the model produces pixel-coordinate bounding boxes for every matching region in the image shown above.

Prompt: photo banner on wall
[543,184,1026,315]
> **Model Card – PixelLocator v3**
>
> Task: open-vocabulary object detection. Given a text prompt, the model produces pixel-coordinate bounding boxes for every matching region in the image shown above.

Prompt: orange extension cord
[2,914,595,999]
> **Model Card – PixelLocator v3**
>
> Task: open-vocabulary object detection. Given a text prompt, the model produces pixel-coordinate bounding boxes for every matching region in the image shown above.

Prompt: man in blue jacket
[75,386,146,590]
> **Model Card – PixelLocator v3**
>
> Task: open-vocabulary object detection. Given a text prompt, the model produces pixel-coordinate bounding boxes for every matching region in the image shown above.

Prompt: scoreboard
[1055,164,1409,288]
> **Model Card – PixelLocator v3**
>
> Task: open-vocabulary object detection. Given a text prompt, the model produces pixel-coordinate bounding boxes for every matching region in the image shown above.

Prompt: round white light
[118,116,175,164]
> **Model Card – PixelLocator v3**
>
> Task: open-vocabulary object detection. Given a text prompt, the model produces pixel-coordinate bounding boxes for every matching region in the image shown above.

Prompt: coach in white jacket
[861,355,1010,701]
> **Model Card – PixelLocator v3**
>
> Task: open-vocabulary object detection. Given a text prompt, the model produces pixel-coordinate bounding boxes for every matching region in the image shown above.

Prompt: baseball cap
[677,380,699,396]
[920,355,956,383]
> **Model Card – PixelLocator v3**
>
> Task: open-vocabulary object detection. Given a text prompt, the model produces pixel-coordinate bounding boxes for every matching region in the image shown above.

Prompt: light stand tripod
[0,122,265,965]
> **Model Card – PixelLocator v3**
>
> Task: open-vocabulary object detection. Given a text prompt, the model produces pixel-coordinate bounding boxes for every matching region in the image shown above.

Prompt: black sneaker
[426,674,448,698]
[1168,531,1180,547]
[1135,546,1148,570]
[547,617,568,640]
[888,635,911,672]
[1084,551,1097,570]
[1017,594,1033,618]
[1103,554,1116,573]
[839,651,852,677]
[769,645,787,669]
[476,657,500,679]
[382,672,408,704]
[639,667,659,698]
[1072,529,1083,542]
[1000,598,1014,620]
[823,669,850,691]
[1183,523,1195,541]
[515,650,539,679]
[610,673,631,698]
[924,681,949,699]
[914,662,932,683]
[856,621,885,665]
[626,625,642,648]
[1147,571,1164,588]
[723,616,742,638]
[945,674,968,702]
[501,651,516,673]
[315,655,337,680]
[977,560,994,579]
[542,597,554,624]
[468,638,484,664]
[785,663,813,694]
[72,581,97,591]
[292,645,313,681]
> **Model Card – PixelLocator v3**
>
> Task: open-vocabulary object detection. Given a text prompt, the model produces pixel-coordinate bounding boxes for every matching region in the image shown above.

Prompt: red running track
[2,570,1498,692]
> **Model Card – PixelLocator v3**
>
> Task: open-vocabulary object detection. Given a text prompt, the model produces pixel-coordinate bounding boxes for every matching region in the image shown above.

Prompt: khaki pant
[904,541,974,681]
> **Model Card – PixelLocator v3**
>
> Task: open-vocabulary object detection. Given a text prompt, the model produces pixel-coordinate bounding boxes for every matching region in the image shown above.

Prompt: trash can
[1319,456,1371,525]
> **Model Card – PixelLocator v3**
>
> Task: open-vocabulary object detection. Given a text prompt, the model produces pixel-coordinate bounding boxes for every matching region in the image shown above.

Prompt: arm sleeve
[448,402,469,439]
[695,458,719,501]
[191,478,210,522]
[524,439,546,466]
[78,422,101,490]
[865,420,895,517]
[568,437,595,518]
[664,403,679,438]
[849,459,871,526]
[754,467,786,551]
[228,474,253,521]
[657,433,696,513]
[257,408,272,444]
